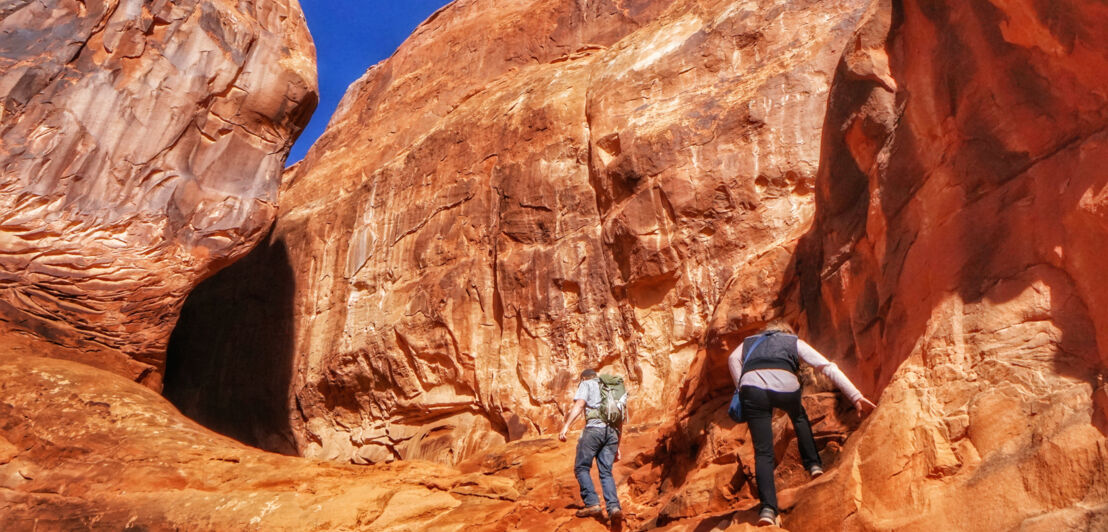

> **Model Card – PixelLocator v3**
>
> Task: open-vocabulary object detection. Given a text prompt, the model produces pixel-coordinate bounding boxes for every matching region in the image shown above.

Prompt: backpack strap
[738,332,771,380]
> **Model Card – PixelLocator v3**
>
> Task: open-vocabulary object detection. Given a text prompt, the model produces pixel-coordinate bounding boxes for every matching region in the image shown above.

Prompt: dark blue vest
[739,330,800,377]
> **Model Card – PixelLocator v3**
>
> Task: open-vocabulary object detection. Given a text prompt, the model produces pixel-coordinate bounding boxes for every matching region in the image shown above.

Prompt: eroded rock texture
[0,353,850,531]
[0,354,521,531]
[785,1,1108,529]
[0,0,317,387]
[172,0,873,464]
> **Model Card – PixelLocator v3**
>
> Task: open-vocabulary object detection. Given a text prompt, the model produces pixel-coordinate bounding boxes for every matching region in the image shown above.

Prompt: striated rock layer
[785,0,1108,529]
[166,0,1108,526]
[0,0,317,387]
[7,0,1108,529]
[171,0,874,464]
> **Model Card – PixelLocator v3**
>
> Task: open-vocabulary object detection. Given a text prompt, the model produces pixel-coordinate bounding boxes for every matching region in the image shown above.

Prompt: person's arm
[558,399,587,441]
[797,339,877,415]
[615,402,629,461]
[727,344,744,388]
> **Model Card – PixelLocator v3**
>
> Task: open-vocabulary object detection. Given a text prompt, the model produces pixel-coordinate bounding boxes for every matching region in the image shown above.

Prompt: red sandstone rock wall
[0,0,317,387]
[251,0,873,464]
[5,0,1108,530]
[785,0,1108,529]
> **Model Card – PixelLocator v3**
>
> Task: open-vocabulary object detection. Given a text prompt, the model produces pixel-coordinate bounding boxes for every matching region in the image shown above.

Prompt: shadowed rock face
[786,1,1108,529]
[185,0,873,464]
[0,0,317,387]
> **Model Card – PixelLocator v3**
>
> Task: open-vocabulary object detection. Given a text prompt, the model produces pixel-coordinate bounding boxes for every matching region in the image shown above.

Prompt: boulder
[0,0,317,387]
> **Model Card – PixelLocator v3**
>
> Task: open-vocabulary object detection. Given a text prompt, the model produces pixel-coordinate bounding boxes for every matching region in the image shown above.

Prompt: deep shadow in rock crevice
[163,235,298,455]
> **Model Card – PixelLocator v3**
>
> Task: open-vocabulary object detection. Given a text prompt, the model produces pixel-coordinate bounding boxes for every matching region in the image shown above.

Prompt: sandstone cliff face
[785,1,1108,529]
[0,0,317,387]
[7,0,1108,530]
[171,0,873,464]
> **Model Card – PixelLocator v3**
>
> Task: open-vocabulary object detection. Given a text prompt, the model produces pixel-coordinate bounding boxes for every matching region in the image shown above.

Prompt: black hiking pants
[740,385,821,513]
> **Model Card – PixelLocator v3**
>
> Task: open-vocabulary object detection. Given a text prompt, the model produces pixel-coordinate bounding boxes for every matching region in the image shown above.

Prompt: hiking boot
[809,465,824,478]
[758,507,779,527]
[608,507,623,523]
[575,505,603,518]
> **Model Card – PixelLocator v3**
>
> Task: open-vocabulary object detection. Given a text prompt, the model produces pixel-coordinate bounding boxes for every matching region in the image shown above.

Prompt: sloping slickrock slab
[177,0,873,464]
[0,354,522,531]
[786,1,1108,529]
[0,0,317,387]
[0,353,849,530]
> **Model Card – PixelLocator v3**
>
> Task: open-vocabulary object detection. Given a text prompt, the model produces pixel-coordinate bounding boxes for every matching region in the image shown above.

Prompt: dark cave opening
[162,235,299,455]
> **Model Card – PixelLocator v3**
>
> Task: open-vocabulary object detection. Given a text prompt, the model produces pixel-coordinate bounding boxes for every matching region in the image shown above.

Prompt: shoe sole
[575,506,603,518]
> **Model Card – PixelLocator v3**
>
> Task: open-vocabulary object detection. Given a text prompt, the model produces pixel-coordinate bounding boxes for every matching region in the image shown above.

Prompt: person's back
[727,319,876,526]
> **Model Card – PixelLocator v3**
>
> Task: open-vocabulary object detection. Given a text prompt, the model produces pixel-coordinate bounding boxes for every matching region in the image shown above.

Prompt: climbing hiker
[559,368,628,523]
[728,319,877,527]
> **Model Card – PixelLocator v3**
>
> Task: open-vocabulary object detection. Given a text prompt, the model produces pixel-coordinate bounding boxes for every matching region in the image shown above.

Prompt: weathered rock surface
[9,0,1108,529]
[784,0,1108,529]
[0,0,317,387]
[0,354,517,531]
[0,353,853,530]
[170,0,873,464]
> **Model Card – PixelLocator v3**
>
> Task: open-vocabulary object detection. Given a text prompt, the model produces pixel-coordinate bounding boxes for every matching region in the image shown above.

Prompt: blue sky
[288,0,453,163]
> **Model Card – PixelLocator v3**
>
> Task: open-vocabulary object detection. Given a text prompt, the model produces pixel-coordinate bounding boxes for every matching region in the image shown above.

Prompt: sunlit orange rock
[170,0,873,466]
[0,354,523,531]
[0,0,317,387]
[786,0,1108,529]
[0,352,849,530]
[8,0,1108,529]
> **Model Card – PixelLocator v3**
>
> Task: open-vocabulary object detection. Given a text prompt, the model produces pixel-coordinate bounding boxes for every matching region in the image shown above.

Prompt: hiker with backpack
[727,319,877,527]
[558,368,628,522]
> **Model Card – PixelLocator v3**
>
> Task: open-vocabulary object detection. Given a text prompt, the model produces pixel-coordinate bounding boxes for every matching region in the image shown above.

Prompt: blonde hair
[765,317,795,334]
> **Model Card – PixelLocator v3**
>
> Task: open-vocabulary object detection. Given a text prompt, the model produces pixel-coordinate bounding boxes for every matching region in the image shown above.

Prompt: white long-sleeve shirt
[727,337,864,403]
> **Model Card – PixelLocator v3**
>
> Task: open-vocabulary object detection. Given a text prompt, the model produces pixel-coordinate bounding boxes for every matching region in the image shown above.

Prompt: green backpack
[586,374,627,426]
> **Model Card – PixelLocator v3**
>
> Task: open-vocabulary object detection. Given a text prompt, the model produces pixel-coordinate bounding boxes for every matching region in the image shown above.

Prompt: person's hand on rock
[854,397,877,416]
